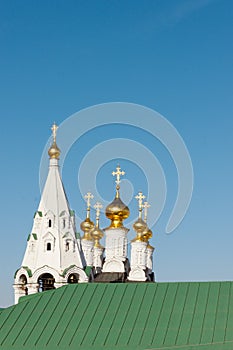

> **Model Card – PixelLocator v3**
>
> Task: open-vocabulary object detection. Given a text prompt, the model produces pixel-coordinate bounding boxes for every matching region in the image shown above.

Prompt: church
[13,123,155,304]
[0,125,233,349]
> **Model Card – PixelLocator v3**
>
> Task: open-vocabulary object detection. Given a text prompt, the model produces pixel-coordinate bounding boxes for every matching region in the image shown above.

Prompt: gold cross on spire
[84,192,94,209]
[94,201,103,228]
[51,123,58,143]
[94,202,103,219]
[135,191,146,218]
[142,201,151,223]
[135,191,146,209]
[112,165,125,187]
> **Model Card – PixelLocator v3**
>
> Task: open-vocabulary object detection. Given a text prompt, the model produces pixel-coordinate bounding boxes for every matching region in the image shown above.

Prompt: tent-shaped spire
[14,124,87,304]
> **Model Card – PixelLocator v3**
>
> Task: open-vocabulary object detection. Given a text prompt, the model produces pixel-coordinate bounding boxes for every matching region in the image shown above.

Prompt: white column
[81,239,94,266]
[93,246,104,273]
[128,240,147,282]
[146,245,154,274]
[104,227,128,262]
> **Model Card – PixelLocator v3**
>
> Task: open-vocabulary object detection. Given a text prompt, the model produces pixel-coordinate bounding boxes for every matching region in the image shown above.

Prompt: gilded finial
[135,191,145,219]
[94,202,103,228]
[84,192,94,208]
[91,202,104,248]
[51,122,58,143]
[142,201,151,223]
[48,122,61,159]
[84,192,94,218]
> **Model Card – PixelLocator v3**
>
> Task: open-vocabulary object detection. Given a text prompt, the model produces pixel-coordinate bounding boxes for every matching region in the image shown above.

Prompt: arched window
[47,242,51,251]
[63,219,66,229]
[19,274,28,295]
[48,219,52,227]
[67,273,79,284]
[38,273,55,292]
[19,274,27,286]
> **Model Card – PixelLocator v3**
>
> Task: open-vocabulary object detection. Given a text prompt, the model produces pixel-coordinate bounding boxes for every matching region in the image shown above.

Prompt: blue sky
[0,0,233,307]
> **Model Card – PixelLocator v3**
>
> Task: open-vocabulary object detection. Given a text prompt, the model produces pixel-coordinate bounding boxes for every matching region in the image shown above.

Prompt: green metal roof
[1,281,233,349]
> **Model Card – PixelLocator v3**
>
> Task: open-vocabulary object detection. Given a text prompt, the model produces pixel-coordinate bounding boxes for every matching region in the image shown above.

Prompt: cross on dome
[112,165,125,187]
[135,191,146,210]
[84,192,94,209]
[51,123,58,143]
[142,201,151,222]
[94,202,103,218]
[48,123,60,159]
[135,191,146,219]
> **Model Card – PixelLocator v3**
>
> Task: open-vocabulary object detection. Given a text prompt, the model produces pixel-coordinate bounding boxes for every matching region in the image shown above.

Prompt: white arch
[103,258,125,273]
[64,265,88,283]
[14,267,31,284]
[32,265,61,283]
[128,266,147,281]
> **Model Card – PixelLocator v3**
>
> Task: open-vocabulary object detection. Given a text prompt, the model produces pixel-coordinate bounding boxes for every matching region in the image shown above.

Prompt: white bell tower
[14,124,88,303]
[128,193,155,282]
[102,166,130,277]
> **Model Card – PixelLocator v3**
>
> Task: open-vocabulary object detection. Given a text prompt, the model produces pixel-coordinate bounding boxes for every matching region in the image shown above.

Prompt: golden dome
[133,217,147,233]
[80,217,94,240]
[48,141,61,159]
[105,191,130,228]
[131,218,147,243]
[91,226,104,248]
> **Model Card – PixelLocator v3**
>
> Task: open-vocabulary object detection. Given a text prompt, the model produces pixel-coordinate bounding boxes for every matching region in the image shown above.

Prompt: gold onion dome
[105,165,130,228]
[80,217,94,240]
[48,142,61,159]
[132,218,148,242]
[133,217,147,233]
[48,123,61,159]
[106,190,130,228]
[91,226,104,248]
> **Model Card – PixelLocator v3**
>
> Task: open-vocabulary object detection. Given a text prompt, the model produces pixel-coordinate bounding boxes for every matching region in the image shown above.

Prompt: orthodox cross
[112,165,125,187]
[135,191,146,218]
[51,123,58,143]
[94,202,103,227]
[142,201,151,223]
[84,192,94,209]
[94,202,103,219]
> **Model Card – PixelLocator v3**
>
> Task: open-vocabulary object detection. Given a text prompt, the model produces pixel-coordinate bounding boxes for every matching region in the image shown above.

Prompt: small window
[68,273,79,284]
[63,219,65,229]
[47,242,51,251]
[48,219,52,228]
[65,241,70,252]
